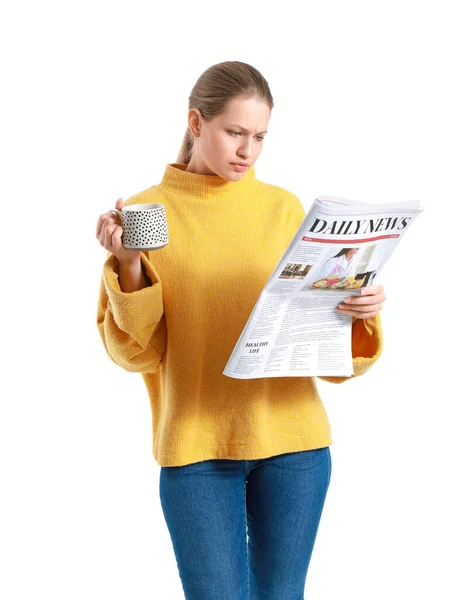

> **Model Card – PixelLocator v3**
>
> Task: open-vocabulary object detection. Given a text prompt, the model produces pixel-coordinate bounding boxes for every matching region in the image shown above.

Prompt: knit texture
[96,163,383,466]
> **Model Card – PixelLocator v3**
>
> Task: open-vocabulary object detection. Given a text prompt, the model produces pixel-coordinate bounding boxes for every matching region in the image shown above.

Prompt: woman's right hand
[96,198,141,264]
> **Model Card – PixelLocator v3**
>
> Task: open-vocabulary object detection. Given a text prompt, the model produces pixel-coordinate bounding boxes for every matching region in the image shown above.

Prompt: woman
[320,247,360,278]
[95,61,386,600]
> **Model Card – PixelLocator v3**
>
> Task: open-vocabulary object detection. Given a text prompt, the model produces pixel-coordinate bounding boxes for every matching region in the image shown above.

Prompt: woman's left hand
[337,284,386,319]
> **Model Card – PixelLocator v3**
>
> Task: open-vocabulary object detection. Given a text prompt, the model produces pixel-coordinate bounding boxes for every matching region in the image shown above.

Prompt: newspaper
[223,195,422,379]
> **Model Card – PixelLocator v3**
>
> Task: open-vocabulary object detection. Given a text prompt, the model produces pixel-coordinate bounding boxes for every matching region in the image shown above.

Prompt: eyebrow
[227,124,268,134]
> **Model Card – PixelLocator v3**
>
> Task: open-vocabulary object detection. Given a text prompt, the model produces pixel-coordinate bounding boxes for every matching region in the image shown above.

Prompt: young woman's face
[186,95,271,179]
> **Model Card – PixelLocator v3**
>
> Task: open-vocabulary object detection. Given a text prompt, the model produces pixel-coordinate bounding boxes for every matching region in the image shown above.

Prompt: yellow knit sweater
[96,163,383,467]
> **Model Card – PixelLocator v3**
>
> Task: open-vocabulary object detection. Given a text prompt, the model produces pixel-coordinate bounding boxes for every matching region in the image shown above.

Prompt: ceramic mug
[109,203,169,250]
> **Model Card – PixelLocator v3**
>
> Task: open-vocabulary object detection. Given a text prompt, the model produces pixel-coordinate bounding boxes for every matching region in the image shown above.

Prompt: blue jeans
[159,446,332,600]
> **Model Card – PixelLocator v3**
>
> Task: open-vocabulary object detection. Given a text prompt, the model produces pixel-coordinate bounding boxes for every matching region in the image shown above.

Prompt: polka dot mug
[109,203,169,250]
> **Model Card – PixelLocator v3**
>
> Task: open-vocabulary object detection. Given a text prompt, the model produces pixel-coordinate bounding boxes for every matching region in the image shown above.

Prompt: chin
[227,171,244,180]
[218,167,239,181]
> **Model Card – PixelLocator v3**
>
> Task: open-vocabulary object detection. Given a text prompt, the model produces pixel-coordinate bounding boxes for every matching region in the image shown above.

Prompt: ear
[188,108,202,138]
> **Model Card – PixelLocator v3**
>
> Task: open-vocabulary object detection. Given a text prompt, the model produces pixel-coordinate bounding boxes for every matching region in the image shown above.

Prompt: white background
[2,0,468,598]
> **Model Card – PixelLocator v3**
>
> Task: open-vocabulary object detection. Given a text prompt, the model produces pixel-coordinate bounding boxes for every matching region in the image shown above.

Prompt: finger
[96,214,108,239]
[111,226,123,251]
[358,284,384,296]
[341,292,386,307]
[96,211,117,239]
[339,302,383,313]
[97,218,107,246]
[338,304,383,316]
[104,222,119,250]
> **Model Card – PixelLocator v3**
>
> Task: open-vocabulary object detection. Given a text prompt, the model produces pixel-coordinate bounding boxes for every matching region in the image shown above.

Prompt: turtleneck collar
[159,163,259,201]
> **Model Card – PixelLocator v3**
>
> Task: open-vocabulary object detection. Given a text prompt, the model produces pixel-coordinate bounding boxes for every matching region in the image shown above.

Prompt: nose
[237,139,253,159]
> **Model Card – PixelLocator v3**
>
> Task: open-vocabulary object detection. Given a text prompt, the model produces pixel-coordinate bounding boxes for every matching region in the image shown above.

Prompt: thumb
[115,197,124,209]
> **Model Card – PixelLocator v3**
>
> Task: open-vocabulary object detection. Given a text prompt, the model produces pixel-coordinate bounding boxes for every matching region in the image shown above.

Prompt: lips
[231,162,249,167]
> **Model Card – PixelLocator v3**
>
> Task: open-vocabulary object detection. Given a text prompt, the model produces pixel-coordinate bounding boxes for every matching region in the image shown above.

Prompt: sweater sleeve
[96,250,167,373]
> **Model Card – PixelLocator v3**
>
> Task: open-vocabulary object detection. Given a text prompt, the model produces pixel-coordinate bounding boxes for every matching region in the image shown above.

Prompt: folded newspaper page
[223,195,422,379]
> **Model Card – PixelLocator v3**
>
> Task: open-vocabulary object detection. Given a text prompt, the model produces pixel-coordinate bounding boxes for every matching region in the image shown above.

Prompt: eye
[228,131,265,142]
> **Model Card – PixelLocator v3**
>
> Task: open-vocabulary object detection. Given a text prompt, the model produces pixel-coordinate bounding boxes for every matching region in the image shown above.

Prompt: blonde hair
[176,61,274,164]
